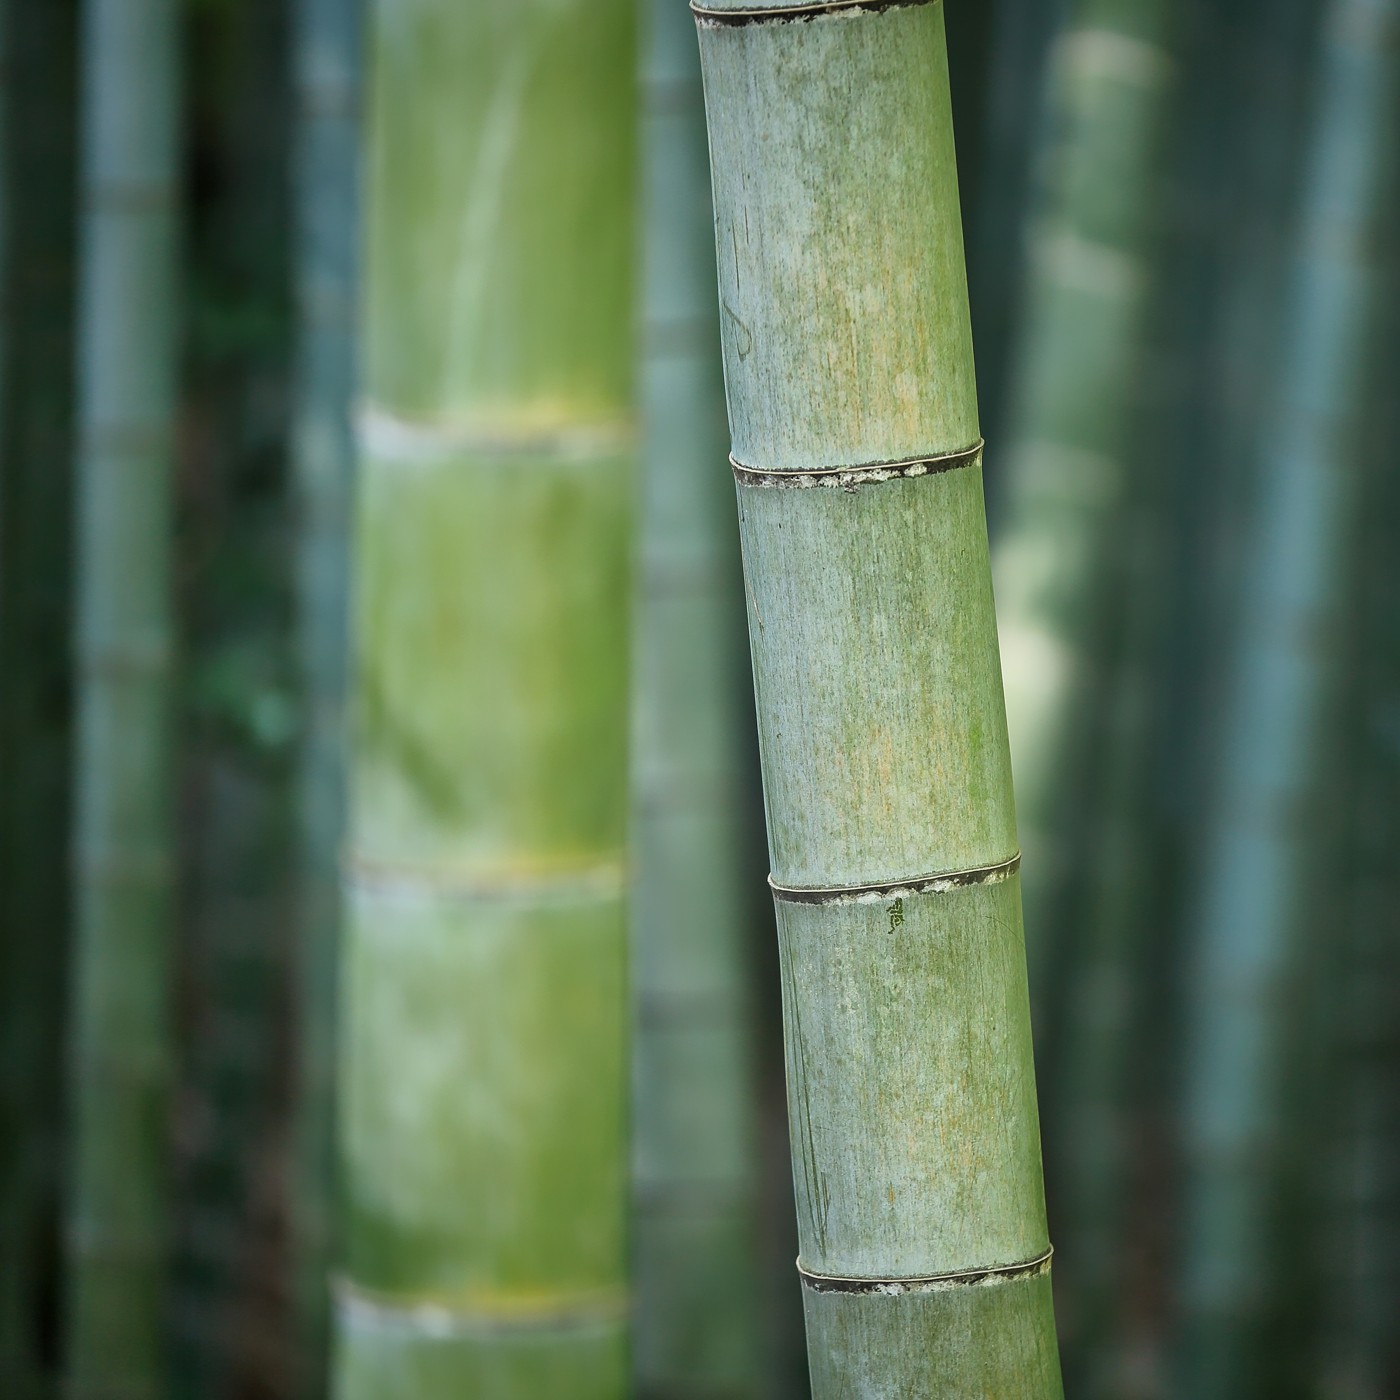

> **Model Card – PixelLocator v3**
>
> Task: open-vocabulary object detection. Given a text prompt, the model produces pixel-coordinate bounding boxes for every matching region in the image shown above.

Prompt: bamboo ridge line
[731,438,984,490]
[335,1278,629,1337]
[346,855,627,905]
[691,0,938,25]
[357,404,636,465]
[798,1247,1053,1296]
[769,852,1021,905]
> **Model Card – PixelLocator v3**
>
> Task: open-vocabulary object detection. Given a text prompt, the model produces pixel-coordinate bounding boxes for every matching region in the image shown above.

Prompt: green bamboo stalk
[1317,266,1400,1400]
[290,0,360,1389]
[333,1,636,1394]
[65,0,180,1394]
[0,4,80,1398]
[632,0,761,1395]
[694,3,1061,1392]
[1178,0,1400,1392]
[990,0,1176,1065]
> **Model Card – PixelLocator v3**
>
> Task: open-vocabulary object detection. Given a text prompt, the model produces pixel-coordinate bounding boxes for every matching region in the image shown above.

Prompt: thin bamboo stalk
[333,1,637,1394]
[990,0,1177,1068]
[632,0,760,1394]
[1178,0,1400,1392]
[65,0,180,1394]
[0,4,80,1398]
[290,0,361,1389]
[694,2,1062,1391]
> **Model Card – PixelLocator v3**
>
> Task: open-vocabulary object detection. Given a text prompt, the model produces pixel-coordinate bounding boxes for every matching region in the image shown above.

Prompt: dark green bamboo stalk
[695,2,1062,1392]
[1178,0,1400,1392]
[0,5,80,1398]
[65,0,179,1394]
[290,0,360,1389]
[632,0,760,1394]
[334,1,637,1394]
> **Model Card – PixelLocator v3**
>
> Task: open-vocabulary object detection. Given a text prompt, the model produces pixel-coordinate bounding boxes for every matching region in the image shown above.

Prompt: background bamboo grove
[0,0,1398,1398]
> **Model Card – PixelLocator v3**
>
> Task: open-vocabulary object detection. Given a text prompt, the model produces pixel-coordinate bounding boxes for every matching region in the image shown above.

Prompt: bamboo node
[692,0,938,26]
[731,439,983,491]
[769,852,1020,906]
[798,1246,1053,1295]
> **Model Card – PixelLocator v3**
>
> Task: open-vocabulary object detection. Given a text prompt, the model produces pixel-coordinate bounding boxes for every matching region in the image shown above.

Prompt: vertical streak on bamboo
[1319,244,1400,1399]
[1178,0,1400,1392]
[632,0,760,1395]
[695,2,1062,1391]
[990,0,1176,1059]
[66,0,179,1395]
[333,1,636,1395]
[291,0,360,1389]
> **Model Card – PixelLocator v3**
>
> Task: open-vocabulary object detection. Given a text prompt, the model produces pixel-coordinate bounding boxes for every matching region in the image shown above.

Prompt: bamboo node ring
[769,852,1020,905]
[798,1246,1053,1295]
[691,0,939,24]
[731,438,984,490]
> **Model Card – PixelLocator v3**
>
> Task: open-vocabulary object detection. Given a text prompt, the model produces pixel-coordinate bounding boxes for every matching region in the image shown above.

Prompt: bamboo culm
[65,0,179,1394]
[990,0,1176,1072]
[632,0,761,1392]
[1178,0,1400,1392]
[290,0,361,1390]
[0,4,80,1397]
[695,2,1062,1392]
[333,1,636,1395]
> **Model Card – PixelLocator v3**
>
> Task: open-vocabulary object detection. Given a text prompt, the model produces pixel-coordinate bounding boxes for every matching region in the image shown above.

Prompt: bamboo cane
[65,0,180,1394]
[0,5,80,1398]
[632,0,761,1393]
[990,0,1177,1071]
[694,2,1062,1391]
[333,0,636,1394]
[290,0,361,1389]
[1178,0,1400,1391]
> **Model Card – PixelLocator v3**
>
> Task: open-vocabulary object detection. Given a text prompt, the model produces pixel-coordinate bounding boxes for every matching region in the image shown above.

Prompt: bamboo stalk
[333,1,636,1394]
[632,0,761,1394]
[0,4,80,1398]
[694,3,1062,1391]
[1178,0,1400,1391]
[990,0,1177,1069]
[290,0,361,1389]
[64,0,180,1394]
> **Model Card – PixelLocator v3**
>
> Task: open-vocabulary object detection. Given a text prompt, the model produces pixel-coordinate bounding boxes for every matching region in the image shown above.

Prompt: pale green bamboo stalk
[632,0,761,1395]
[290,0,361,1389]
[990,0,1176,1060]
[65,0,179,1394]
[1178,0,1400,1392]
[695,3,1061,1392]
[333,1,636,1395]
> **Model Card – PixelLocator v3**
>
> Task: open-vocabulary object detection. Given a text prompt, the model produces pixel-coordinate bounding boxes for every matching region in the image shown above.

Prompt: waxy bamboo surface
[696,1,1063,1391]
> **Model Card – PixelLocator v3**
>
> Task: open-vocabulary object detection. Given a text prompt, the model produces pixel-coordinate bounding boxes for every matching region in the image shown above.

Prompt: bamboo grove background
[0,0,1396,1397]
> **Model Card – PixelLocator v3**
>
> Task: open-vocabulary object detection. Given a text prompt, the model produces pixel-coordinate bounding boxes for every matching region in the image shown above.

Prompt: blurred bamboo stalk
[0,3,80,1398]
[1178,0,1400,1392]
[695,1,1061,1391]
[334,0,636,1394]
[65,0,180,1393]
[992,0,1177,1066]
[631,0,760,1394]
[290,0,360,1390]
